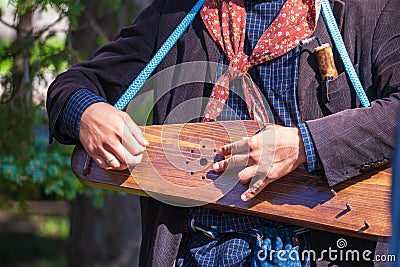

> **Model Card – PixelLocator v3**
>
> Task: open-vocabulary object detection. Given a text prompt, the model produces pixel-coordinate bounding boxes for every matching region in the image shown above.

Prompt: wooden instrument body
[71,121,391,241]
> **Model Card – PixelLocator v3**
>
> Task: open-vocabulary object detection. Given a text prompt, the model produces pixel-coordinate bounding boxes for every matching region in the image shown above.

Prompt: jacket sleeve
[46,0,165,144]
[306,0,400,186]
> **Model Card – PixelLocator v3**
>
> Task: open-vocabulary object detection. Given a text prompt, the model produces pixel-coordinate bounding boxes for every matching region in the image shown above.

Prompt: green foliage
[0,0,81,104]
[36,216,70,238]
[32,37,69,73]
[0,41,12,71]
[0,134,108,207]
[0,0,147,208]
[8,0,83,27]
[0,0,108,207]
[104,0,122,10]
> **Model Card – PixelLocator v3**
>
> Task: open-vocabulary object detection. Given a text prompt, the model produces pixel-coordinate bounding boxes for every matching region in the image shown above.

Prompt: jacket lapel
[297,0,345,116]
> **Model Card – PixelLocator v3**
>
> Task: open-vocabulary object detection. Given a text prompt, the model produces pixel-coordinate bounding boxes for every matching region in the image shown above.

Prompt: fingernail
[241,194,248,201]
[144,138,150,146]
[213,162,220,171]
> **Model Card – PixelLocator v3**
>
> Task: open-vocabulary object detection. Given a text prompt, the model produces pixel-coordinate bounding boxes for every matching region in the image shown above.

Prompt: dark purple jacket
[47,0,400,265]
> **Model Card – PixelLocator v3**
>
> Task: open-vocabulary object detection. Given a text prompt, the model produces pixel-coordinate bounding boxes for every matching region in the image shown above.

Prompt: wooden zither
[71,120,391,241]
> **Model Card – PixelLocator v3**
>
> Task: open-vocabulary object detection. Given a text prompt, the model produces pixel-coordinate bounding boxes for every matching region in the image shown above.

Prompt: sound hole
[200,158,208,166]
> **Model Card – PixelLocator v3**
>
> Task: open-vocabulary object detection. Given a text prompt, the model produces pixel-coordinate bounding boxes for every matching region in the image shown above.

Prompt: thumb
[241,175,269,201]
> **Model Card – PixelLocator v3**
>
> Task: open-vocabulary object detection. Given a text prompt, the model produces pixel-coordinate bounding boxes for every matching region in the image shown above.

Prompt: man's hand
[213,124,306,201]
[79,102,149,170]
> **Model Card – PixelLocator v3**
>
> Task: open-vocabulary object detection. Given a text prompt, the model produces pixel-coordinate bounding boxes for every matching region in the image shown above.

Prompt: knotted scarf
[201,0,321,122]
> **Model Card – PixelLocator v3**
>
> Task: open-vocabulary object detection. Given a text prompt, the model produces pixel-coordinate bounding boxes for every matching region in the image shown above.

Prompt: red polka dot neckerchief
[201,0,321,122]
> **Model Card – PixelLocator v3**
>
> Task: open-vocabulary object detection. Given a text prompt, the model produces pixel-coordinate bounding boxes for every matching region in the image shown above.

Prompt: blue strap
[321,0,370,107]
[113,0,205,111]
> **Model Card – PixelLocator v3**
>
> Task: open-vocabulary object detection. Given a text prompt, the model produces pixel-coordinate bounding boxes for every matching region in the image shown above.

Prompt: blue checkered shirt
[58,1,322,266]
[57,89,107,140]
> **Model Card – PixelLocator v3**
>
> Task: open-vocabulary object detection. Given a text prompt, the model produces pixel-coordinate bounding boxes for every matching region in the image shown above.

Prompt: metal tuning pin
[330,189,337,197]
[300,36,322,47]
[364,221,371,229]
[346,203,352,211]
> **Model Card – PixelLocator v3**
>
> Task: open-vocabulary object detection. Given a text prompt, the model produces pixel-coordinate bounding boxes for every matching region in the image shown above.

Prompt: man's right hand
[79,102,149,170]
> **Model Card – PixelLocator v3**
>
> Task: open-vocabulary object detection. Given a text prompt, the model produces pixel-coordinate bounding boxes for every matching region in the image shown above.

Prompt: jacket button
[361,164,370,172]
[369,163,377,169]
[381,159,390,165]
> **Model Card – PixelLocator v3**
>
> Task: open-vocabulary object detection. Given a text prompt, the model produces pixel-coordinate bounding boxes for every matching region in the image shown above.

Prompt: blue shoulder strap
[321,0,371,107]
[114,0,205,111]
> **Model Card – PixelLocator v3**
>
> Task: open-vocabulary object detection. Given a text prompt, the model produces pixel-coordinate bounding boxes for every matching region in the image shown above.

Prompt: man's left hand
[213,124,307,201]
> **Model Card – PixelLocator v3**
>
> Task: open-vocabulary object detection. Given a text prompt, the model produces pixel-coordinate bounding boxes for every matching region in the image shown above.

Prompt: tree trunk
[1,8,35,161]
[12,9,33,105]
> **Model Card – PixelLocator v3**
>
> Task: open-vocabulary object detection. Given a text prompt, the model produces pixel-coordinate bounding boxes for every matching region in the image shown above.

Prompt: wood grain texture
[71,120,391,241]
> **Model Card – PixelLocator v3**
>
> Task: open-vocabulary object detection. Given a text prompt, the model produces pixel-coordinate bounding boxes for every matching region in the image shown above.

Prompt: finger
[101,132,145,170]
[79,142,110,170]
[122,127,146,156]
[90,150,121,170]
[97,147,123,170]
[213,154,251,172]
[106,143,144,170]
[218,138,250,156]
[237,165,258,185]
[125,117,149,146]
[241,175,269,202]
[92,155,107,169]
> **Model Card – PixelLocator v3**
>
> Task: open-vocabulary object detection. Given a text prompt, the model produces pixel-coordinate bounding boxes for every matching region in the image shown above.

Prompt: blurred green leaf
[0,0,143,208]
